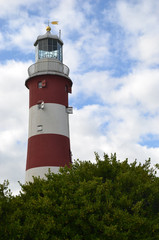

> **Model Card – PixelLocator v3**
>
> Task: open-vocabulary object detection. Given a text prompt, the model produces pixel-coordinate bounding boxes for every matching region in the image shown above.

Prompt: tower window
[36,38,63,62]
[38,82,42,88]
[37,125,43,132]
[38,80,46,88]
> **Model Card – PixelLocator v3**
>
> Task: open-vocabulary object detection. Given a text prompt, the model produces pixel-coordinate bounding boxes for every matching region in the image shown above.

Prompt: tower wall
[25,73,72,182]
[26,74,72,108]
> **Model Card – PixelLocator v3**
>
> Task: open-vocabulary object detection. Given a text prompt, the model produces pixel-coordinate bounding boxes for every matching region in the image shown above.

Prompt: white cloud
[116,0,159,34]
[70,63,159,168]
[8,25,40,53]
[105,0,159,66]
[0,0,43,17]
[112,68,159,112]
[71,70,117,102]
[48,0,85,34]
[0,60,30,192]
[70,103,159,168]
[70,105,110,161]
[129,34,159,65]
[64,41,83,73]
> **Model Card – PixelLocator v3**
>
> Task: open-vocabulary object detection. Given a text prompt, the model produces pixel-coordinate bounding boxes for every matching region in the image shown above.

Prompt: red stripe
[26,75,72,108]
[26,134,71,170]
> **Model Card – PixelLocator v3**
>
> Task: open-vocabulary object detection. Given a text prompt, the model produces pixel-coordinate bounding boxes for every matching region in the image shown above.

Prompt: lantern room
[34,26,63,63]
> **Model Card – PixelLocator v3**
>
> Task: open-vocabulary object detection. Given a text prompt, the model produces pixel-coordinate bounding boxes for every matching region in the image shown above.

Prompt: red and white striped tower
[25,25,73,182]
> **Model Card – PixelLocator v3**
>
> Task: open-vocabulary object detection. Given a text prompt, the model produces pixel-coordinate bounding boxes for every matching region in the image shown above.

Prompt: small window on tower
[38,80,46,88]
[38,82,42,88]
[37,125,43,132]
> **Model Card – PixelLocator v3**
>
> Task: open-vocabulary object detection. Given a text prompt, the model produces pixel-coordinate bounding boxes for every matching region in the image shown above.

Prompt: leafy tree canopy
[1,153,159,240]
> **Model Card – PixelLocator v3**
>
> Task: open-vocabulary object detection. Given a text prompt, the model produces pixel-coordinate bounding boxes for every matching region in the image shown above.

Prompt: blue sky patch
[139,134,159,148]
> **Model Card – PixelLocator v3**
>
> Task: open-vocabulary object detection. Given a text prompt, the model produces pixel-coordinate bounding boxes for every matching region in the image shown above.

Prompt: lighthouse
[25,24,73,182]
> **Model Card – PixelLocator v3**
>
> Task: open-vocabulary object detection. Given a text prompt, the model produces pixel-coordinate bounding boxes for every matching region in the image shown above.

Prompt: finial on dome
[46,25,51,32]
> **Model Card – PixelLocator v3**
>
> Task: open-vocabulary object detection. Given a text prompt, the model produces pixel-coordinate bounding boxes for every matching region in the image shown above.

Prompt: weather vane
[46,20,59,32]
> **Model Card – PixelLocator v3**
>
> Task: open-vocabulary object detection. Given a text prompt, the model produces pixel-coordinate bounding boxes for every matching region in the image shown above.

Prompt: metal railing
[28,59,69,77]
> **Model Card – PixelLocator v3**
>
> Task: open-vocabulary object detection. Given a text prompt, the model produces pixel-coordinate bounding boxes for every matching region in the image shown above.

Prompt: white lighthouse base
[25,166,60,183]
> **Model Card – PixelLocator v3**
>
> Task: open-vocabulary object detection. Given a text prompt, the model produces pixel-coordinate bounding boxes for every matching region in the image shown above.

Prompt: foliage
[1,153,159,239]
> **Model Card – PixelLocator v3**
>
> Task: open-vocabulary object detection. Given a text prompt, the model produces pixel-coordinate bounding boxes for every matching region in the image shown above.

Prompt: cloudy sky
[1,0,159,194]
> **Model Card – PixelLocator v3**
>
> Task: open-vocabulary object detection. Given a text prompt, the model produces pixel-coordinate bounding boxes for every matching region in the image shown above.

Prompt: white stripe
[25,166,60,183]
[28,103,70,138]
